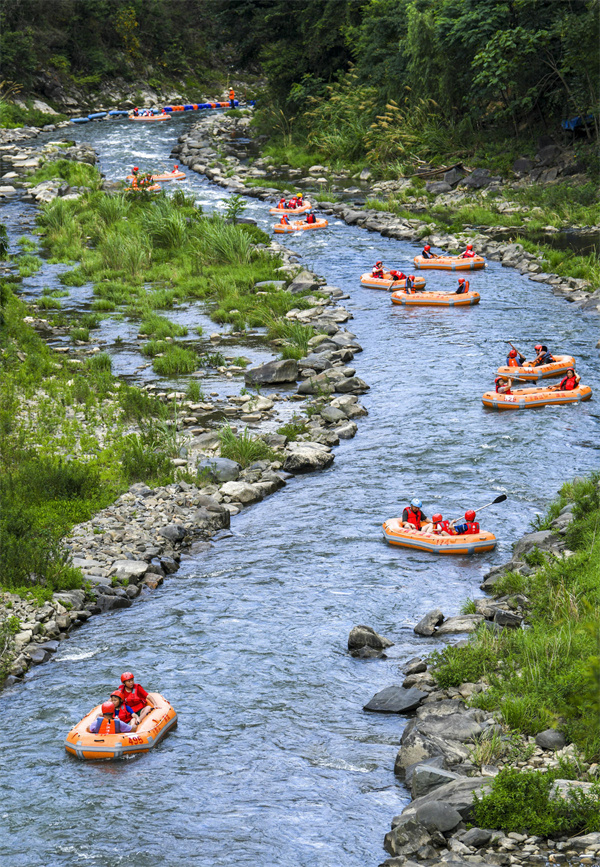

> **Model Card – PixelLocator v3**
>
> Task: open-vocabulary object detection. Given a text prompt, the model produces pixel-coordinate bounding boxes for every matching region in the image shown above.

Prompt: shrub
[119,433,173,483]
[152,344,198,376]
[429,629,500,688]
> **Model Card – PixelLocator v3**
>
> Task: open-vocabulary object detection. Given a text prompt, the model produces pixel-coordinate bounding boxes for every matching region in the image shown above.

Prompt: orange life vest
[98,717,117,735]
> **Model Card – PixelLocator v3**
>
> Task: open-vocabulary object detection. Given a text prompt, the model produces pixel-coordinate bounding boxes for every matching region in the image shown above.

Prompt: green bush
[473,768,600,836]
[119,434,173,484]
[429,630,500,688]
[219,424,276,468]
[152,344,198,376]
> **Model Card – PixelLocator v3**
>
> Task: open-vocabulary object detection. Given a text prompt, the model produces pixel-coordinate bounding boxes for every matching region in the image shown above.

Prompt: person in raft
[422,513,455,536]
[506,345,526,367]
[296,192,304,203]
[529,344,555,366]
[305,212,317,224]
[421,244,437,259]
[288,195,298,209]
[277,197,287,209]
[401,498,428,530]
[404,274,416,292]
[114,672,153,722]
[555,368,580,391]
[372,261,385,278]
[453,510,480,535]
[460,243,476,258]
[495,376,513,394]
[89,701,136,734]
[455,278,469,294]
[280,214,290,225]
[110,691,140,726]
[229,88,235,108]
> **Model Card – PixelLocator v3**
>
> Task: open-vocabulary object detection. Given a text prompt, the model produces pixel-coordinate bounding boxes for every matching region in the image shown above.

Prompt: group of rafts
[363,244,592,555]
[270,194,327,233]
[125,163,186,192]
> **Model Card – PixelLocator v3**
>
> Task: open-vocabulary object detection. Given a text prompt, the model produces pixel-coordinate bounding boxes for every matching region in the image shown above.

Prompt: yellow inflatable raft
[413,255,486,271]
[382,518,496,555]
[268,203,312,216]
[64,693,177,760]
[274,218,328,234]
[360,272,426,291]
[128,114,170,122]
[482,384,592,410]
[391,289,480,307]
[496,355,576,381]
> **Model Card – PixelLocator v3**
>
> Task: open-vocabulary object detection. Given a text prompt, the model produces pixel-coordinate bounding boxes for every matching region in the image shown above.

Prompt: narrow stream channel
[1,114,599,867]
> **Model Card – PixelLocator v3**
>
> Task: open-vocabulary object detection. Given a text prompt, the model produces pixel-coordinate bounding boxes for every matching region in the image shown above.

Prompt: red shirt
[462,250,475,258]
[116,683,148,713]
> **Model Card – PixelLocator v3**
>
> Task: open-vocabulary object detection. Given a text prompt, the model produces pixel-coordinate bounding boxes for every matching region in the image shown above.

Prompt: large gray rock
[425,181,451,194]
[512,530,555,560]
[461,827,493,848]
[493,609,523,628]
[320,405,347,424]
[283,442,334,473]
[92,594,133,614]
[513,157,535,174]
[197,456,240,482]
[53,589,86,609]
[461,168,492,189]
[416,712,483,743]
[444,168,465,186]
[411,765,462,799]
[435,614,484,635]
[383,818,432,858]
[287,270,320,294]
[535,729,566,751]
[414,609,444,636]
[334,376,369,394]
[364,686,428,714]
[245,358,298,384]
[108,560,148,582]
[568,833,600,850]
[415,801,462,833]
[402,776,492,821]
[160,523,187,543]
[550,779,595,800]
[348,625,394,651]
[219,480,263,504]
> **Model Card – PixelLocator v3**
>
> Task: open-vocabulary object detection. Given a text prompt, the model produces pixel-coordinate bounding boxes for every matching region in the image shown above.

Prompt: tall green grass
[218,424,276,467]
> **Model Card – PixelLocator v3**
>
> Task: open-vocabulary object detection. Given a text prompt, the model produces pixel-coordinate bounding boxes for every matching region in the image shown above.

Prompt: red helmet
[509,349,517,357]
[409,274,415,280]
[424,245,431,251]
[465,510,476,521]
[101,701,116,715]
[534,344,542,351]
[466,244,473,250]
[432,513,443,522]
[376,261,382,267]
[458,278,465,283]
[121,672,134,683]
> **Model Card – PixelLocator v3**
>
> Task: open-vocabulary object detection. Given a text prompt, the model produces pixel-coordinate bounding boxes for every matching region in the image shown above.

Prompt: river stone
[298,354,332,373]
[511,529,555,559]
[28,647,51,665]
[461,168,491,189]
[348,624,394,651]
[404,658,427,675]
[415,801,462,833]
[493,609,523,628]
[335,376,369,394]
[37,640,60,653]
[160,523,187,543]
[283,442,334,473]
[384,818,432,858]
[109,560,148,581]
[92,594,133,614]
[414,608,444,636]
[417,712,483,742]
[350,646,387,659]
[444,167,465,186]
[403,776,492,821]
[513,157,535,174]
[551,779,595,800]
[405,755,446,786]
[535,728,566,751]
[245,358,298,384]
[219,480,263,504]
[568,833,600,849]
[190,431,221,450]
[197,456,241,482]
[461,827,493,848]
[335,421,358,439]
[53,589,85,609]
[425,181,451,194]
[287,270,320,294]
[411,765,462,799]
[320,405,347,424]
[364,686,427,714]
[435,614,484,634]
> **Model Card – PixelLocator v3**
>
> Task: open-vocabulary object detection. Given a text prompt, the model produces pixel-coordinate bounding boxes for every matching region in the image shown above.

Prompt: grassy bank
[0,170,320,603]
[430,474,600,761]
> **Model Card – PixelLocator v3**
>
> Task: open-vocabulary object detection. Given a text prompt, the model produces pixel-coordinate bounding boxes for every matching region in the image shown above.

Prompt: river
[1,113,599,867]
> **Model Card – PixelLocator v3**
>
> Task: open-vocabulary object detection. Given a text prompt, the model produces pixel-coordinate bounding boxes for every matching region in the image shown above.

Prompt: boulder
[287,270,320,294]
[348,625,394,651]
[334,376,369,394]
[513,158,535,174]
[108,560,148,582]
[245,359,298,384]
[425,181,451,194]
[351,646,387,659]
[435,614,484,634]
[92,594,133,614]
[160,523,187,543]
[402,777,492,821]
[414,608,444,636]
[567,833,600,850]
[364,686,428,714]
[320,405,347,424]
[383,818,432,858]
[411,765,462,799]
[283,442,334,473]
[536,143,562,165]
[512,530,556,560]
[460,827,493,848]
[415,801,462,833]
[404,755,446,786]
[197,456,241,483]
[493,609,523,628]
[53,589,86,609]
[416,712,483,742]
[535,729,566,751]
[461,168,491,189]
[444,168,465,186]
[219,481,263,504]
[550,779,595,800]
[28,647,50,665]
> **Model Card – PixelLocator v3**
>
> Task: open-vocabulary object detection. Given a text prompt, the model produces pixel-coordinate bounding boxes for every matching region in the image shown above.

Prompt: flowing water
[1,114,599,867]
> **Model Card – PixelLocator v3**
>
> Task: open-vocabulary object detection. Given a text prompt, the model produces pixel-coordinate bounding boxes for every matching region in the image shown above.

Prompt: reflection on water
[1,114,599,867]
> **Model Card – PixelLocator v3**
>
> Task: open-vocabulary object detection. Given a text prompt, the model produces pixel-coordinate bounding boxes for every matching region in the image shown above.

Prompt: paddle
[450,494,507,524]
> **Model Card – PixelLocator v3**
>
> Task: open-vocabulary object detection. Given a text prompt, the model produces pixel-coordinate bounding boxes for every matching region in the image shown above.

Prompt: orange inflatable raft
[128,114,170,122]
[268,203,312,216]
[413,255,486,271]
[382,519,496,555]
[127,170,186,182]
[64,693,177,760]
[391,289,480,307]
[482,384,592,410]
[360,272,426,291]
[496,355,576,382]
[274,218,328,234]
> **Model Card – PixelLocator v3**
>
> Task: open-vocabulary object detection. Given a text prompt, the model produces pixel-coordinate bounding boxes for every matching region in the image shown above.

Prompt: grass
[139,313,187,339]
[430,472,600,762]
[152,344,198,376]
[218,424,276,468]
[27,159,101,190]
